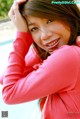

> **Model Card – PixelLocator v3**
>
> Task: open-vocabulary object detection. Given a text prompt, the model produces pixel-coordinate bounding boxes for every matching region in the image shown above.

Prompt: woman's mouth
[45,38,60,51]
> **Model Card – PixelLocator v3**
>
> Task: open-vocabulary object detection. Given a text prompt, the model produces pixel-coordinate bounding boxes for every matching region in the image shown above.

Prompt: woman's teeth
[46,38,60,48]
[47,39,58,47]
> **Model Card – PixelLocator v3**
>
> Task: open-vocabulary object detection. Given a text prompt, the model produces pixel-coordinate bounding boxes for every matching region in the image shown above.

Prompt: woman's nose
[40,29,52,44]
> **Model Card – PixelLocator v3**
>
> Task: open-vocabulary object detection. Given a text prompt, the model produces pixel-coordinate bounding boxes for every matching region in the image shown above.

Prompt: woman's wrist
[16,31,33,46]
[12,31,33,57]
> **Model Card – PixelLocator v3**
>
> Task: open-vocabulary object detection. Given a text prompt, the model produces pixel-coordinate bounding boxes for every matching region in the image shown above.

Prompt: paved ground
[0,20,16,42]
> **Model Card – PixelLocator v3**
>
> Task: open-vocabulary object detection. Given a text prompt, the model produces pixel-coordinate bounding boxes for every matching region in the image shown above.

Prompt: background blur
[0,0,13,20]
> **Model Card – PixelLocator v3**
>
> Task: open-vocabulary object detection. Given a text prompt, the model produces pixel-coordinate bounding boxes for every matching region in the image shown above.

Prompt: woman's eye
[47,20,53,24]
[30,27,38,32]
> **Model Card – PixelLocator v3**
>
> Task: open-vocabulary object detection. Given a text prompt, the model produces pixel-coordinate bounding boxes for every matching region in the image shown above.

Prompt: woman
[0,0,80,118]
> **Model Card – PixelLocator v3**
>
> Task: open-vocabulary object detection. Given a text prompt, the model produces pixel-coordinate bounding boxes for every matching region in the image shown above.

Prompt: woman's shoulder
[50,45,80,63]
[57,45,80,55]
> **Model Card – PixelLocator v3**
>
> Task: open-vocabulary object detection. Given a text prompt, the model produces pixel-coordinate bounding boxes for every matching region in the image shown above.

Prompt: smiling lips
[45,38,60,51]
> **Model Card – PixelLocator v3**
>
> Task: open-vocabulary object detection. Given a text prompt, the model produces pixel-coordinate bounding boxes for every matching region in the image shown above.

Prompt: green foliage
[0,0,13,19]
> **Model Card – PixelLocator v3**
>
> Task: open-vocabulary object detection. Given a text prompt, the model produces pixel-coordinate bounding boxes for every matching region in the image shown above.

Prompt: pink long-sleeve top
[0,32,80,119]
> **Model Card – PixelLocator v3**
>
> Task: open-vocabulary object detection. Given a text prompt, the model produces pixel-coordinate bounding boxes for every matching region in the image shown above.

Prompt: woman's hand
[76,36,80,46]
[8,1,28,32]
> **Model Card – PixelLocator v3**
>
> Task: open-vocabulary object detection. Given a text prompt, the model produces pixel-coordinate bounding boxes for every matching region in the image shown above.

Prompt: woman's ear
[76,36,80,46]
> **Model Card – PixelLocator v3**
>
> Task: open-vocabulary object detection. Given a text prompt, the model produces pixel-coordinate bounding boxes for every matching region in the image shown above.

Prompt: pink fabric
[1,32,80,119]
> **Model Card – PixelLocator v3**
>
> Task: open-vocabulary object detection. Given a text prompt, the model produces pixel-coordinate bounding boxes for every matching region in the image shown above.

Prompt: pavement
[0,20,16,42]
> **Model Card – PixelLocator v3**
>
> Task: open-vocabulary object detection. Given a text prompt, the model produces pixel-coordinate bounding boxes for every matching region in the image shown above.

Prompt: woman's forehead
[26,16,48,26]
[26,15,45,21]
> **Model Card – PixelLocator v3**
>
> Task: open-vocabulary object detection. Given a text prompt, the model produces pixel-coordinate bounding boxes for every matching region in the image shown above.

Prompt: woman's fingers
[8,1,28,32]
[12,2,20,18]
[8,2,19,21]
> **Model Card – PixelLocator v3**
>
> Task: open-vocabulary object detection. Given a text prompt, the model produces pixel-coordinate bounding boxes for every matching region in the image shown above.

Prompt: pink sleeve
[0,32,33,85]
[2,41,79,104]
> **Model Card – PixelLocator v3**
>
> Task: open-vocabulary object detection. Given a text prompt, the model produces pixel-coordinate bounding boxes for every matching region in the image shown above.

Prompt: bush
[0,0,13,19]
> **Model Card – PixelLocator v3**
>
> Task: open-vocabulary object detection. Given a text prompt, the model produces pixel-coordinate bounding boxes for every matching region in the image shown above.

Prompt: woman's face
[26,15,71,54]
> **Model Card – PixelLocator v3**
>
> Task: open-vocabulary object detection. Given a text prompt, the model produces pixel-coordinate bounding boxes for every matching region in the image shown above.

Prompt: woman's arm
[2,44,79,104]
[0,32,39,85]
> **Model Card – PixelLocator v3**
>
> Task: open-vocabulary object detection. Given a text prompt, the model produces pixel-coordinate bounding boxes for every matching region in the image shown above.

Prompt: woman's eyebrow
[28,22,36,26]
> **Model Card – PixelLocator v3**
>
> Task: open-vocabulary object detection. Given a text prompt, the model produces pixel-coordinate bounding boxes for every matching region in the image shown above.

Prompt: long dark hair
[19,0,80,60]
